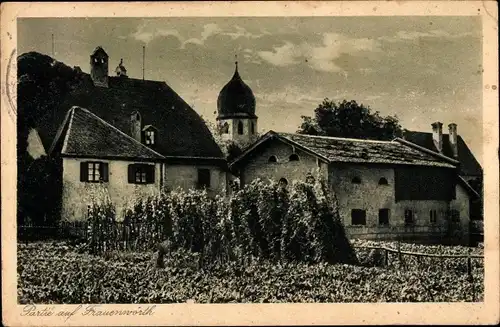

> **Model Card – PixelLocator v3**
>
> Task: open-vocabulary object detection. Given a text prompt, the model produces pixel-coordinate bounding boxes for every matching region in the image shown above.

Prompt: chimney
[448,123,458,159]
[130,111,142,142]
[431,122,443,152]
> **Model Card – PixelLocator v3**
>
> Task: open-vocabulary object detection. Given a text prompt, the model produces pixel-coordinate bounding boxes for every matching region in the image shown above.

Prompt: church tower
[217,59,258,144]
[90,46,109,87]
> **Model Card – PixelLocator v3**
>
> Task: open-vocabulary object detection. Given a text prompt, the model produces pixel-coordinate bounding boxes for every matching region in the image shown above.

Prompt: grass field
[17,240,483,304]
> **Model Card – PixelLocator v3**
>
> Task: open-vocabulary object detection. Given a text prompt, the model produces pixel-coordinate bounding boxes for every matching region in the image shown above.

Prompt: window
[237,121,244,135]
[351,176,361,184]
[144,130,155,145]
[404,209,415,226]
[128,164,155,184]
[250,122,255,134]
[268,155,277,163]
[197,169,211,189]
[289,154,300,161]
[429,210,438,224]
[221,122,229,134]
[378,177,388,185]
[450,209,460,222]
[80,161,108,183]
[379,209,390,225]
[279,178,288,188]
[351,209,366,225]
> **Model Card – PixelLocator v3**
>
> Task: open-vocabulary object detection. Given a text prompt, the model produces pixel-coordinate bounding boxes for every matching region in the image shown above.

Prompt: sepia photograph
[2,1,499,326]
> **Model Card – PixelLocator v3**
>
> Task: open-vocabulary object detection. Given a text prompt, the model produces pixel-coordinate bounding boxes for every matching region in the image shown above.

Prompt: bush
[85,176,359,266]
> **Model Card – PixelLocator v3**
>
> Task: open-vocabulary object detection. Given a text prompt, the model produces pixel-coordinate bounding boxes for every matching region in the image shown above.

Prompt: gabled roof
[457,176,480,199]
[49,106,164,161]
[403,130,482,176]
[230,131,458,169]
[34,70,224,160]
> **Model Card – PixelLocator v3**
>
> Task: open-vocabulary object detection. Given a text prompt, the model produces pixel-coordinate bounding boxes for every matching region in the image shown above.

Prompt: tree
[297,99,403,141]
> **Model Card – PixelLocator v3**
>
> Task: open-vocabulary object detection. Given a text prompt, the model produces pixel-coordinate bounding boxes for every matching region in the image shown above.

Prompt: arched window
[221,122,229,134]
[237,121,244,135]
[279,178,288,188]
[378,177,388,185]
[289,154,300,161]
[351,176,361,184]
[268,155,277,163]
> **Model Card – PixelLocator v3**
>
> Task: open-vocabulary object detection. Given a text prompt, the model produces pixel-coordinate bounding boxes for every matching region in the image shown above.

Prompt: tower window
[237,121,244,135]
[251,122,255,134]
[378,177,388,185]
[289,154,300,161]
[351,176,361,184]
[268,155,277,163]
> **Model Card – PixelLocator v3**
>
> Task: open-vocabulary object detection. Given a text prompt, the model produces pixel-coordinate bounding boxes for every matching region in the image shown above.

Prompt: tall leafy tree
[297,99,403,141]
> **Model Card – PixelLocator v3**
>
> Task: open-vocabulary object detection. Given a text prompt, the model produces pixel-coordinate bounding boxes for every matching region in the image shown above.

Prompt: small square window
[379,209,390,225]
[429,210,438,224]
[197,169,211,189]
[404,209,415,226]
[351,209,366,225]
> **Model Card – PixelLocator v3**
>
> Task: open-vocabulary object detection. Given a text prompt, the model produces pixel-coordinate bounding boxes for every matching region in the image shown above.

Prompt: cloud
[379,30,474,43]
[131,23,183,44]
[182,23,223,48]
[257,33,381,72]
[222,25,271,40]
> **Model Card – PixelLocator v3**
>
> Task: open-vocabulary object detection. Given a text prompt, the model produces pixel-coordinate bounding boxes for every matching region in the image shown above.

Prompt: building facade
[230,131,476,244]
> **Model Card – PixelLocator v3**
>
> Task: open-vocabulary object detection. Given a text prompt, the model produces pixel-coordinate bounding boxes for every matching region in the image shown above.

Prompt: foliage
[297,99,403,141]
[17,155,62,226]
[18,241,484,304]
[85,175,358,266]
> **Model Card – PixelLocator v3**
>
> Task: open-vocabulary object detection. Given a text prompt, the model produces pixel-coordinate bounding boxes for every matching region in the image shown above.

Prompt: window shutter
[148,165,155,184]
[128,164,135,183]
[101,163,109,182]
[80,162,88,182]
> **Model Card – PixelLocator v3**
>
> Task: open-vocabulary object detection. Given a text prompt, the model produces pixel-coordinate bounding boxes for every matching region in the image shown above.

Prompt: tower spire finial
[235,54,238,70]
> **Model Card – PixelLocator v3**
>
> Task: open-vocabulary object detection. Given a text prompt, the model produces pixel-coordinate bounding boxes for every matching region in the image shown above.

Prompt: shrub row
[85,176,359,266]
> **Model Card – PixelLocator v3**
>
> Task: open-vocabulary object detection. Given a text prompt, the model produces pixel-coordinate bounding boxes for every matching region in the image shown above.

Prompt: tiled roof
[231,131,457,169]
[49,106,164,160]
[30,58,224,159]
[403,130,482,176]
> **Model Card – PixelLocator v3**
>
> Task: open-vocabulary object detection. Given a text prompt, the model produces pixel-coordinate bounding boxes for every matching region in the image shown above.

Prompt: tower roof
[90,46,108,57]
[217,60,256,120]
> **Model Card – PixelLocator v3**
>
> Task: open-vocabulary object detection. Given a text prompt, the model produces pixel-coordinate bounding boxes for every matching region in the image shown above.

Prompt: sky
[18,17,483,164]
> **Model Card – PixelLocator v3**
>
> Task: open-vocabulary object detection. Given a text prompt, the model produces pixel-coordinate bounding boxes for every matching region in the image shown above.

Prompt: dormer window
[352,176,361,184]
[378,177,388,185]
[268,155,277,163]
[145,130,155,145]
[142,125,157,146]
[289,154,300,161]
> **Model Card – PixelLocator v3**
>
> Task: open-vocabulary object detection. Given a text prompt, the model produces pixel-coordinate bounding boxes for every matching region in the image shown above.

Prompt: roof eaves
[458,176,480,199]
[61,108,76,155]
[394,137,460,166]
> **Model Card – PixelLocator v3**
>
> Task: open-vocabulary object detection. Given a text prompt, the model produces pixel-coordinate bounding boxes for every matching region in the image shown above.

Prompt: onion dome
[217,60,256,119]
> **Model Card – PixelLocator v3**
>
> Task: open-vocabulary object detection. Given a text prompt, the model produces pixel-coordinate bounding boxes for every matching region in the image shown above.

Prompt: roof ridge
[72,106,165,159]
[278,132,396,144]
